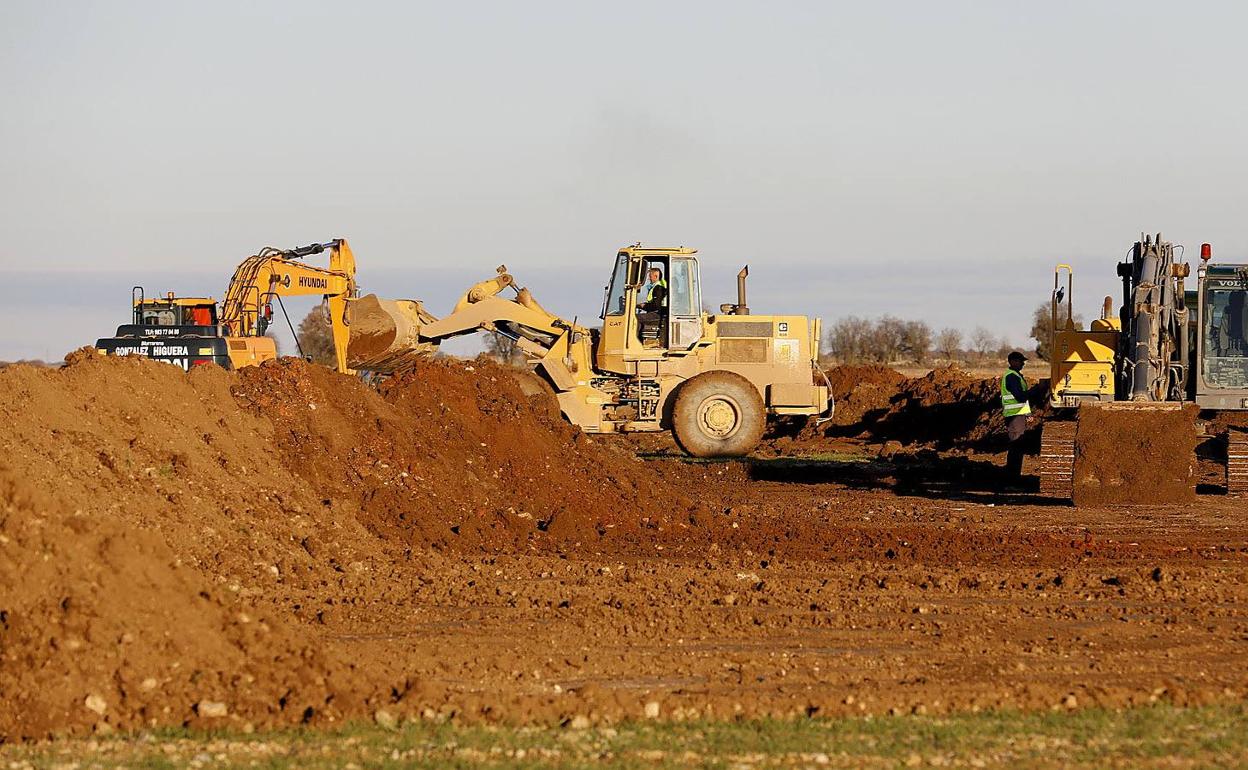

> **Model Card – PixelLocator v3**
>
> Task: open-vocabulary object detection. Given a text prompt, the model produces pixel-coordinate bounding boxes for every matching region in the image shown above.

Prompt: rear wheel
[672,371,766,458]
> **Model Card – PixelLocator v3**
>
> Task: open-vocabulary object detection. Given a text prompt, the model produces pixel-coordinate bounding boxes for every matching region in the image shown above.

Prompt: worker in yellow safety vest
[1001,351,1032,479]
[640,267,667,312]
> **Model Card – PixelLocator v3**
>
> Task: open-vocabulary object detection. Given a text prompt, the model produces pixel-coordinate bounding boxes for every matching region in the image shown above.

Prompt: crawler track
[1229,429,1248,495]
[1038,420,1076,499]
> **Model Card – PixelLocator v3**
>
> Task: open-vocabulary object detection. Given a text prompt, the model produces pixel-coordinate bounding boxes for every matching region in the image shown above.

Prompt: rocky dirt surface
[1,354,1245,742]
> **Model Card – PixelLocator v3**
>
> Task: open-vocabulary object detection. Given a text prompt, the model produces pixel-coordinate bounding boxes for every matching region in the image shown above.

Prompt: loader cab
[599,247,703,369]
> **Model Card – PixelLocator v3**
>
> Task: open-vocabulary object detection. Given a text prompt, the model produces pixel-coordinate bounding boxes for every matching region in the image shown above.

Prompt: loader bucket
[347,293,439,373]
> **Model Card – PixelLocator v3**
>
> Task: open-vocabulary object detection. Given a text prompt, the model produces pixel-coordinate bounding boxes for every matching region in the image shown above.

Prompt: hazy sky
[3,1,1247,360]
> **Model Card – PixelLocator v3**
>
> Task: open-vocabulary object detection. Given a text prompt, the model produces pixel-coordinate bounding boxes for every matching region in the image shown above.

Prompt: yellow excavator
[345,245,831,457]
[96,239,359,372]
[1039,233,1248,498]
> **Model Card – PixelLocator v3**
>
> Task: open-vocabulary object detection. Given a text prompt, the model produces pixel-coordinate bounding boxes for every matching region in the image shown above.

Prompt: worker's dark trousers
[1005,414,1028,477]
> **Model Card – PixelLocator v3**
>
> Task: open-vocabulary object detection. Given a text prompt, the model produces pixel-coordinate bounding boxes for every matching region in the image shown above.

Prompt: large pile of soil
[868,367,1006,448]
[824,365,907,427]
[1072,406,1199,506]
[0,352,709,740]
[803,365,1044,451]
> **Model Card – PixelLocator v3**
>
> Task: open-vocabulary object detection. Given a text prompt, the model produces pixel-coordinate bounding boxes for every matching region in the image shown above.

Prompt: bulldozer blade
[1042,403,1200,505]
[346,293,439,373]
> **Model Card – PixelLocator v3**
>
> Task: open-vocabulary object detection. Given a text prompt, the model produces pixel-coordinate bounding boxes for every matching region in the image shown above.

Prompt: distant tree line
[823,300,1075,365]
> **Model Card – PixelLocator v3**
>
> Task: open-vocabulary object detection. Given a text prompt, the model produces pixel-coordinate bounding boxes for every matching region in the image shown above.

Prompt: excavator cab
[134,293,218,328]
[1195,255,1248,403]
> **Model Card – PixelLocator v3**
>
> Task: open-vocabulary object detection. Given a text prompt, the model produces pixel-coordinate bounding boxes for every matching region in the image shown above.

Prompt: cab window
[668,258,700,316]
[602,252,630,317]
[141,307,177,326]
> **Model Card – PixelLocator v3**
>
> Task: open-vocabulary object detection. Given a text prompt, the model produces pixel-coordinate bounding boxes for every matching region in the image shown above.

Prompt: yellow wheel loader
[1039,234,1248,498]
[345,245,831,457]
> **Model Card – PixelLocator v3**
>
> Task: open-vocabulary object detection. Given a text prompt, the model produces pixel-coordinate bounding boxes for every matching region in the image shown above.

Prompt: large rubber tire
[672,371,766,458]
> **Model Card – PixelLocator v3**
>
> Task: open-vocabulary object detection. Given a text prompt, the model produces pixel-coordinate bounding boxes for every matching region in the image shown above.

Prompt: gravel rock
[196,701,228,719]
[374,709,397,729]
[83,695,107,716]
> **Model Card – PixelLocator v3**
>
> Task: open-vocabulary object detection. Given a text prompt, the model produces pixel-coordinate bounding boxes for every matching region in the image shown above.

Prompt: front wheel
[672,371,766,458]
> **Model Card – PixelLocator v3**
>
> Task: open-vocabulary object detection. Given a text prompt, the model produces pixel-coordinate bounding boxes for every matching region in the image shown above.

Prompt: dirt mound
[0,355,389,739]
[822,365,908,427]
[0,353,711,740]
[800,366,1035,450]
[1072,406,1199,506]
[824,365,907,399]
[870,367,1007,448]
[231,357,709,553]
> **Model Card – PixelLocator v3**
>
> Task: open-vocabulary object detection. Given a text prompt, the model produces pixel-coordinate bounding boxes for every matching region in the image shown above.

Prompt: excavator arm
[221,239,358,373]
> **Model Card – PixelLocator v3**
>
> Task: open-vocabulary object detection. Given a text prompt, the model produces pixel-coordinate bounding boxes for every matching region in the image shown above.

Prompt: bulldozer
[99,241,829,458]
[1039,233,1248,498]
[346,245,830,457]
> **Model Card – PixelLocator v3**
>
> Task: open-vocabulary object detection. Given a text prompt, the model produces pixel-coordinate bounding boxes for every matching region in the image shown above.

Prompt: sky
[3,1,1248,361]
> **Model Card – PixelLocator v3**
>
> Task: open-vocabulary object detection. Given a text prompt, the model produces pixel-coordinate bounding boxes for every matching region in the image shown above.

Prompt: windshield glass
[602,252,629,318]
[1203,287,1248,388]
[140,305,178,326]
[668,257,699,316]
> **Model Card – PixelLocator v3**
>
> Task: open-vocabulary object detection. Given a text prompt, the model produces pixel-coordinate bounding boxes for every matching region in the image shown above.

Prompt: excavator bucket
[346,293,440,373]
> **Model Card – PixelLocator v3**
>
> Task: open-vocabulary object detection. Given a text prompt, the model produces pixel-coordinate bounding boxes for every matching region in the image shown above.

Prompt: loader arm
[345,266,591,380]
[221,239,358,373]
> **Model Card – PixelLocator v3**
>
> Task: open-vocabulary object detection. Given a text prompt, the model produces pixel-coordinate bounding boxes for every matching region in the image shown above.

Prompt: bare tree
[872,316,908,364]
[901,320,933,365]
[936,327,962,363]
[970,326,997,360]
[1030,300,1083,361]
[825,316,874,364]
[296,305,335,366]
[483,331,525,366]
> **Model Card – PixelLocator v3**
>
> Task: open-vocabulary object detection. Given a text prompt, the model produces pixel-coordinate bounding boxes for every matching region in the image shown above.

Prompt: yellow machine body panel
[225,336,278,369]
[1047,265,1123,408]
[1049,326,1119,407]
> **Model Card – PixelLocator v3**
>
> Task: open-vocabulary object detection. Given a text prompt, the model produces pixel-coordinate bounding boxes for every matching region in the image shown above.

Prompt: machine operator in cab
[1001,351,1032,482]
[637,266,668,346]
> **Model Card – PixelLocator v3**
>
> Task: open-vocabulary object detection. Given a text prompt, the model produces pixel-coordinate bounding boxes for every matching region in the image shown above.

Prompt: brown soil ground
[1,354,1245,741]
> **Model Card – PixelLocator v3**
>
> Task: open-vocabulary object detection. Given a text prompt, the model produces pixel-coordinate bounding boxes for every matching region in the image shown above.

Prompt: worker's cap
[1007,351,1028,362]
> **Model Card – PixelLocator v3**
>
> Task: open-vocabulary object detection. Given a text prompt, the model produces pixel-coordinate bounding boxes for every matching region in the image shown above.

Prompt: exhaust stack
[736,265,750,315]
[720,265,751,315]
